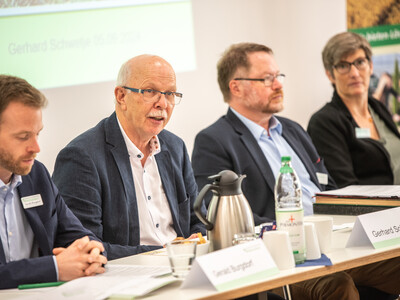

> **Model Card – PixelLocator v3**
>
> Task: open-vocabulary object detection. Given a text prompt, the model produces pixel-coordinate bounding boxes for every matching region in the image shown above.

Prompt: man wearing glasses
[192,42,336,226]
[53,55,206,260]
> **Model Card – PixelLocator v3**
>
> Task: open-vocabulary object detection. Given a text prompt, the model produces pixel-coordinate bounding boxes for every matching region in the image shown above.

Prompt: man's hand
[54,236,107,281]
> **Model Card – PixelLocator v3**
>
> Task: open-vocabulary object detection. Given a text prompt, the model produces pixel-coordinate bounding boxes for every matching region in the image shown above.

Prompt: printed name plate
[181,239,279,292]
[346,207,400,249]
[21,194,43,209]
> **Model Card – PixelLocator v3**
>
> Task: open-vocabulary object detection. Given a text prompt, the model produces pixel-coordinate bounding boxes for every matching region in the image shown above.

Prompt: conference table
[1,215,400,300]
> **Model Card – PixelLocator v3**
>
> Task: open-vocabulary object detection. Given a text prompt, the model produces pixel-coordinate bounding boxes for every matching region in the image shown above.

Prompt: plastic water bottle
[274,156,306,264]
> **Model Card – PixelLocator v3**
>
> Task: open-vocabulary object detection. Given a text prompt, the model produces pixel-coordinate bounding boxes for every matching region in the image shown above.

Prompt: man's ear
[229,79,242,98]
[115,86,127,110]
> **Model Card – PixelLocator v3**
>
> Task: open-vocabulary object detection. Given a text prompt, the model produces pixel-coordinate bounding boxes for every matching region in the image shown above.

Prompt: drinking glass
[166,240,197,278]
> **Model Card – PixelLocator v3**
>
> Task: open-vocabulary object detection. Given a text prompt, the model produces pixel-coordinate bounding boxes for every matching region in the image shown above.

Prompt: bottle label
[276,209,306,260]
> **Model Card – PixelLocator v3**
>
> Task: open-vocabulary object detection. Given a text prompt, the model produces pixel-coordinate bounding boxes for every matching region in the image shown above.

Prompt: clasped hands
[53,236,107,281]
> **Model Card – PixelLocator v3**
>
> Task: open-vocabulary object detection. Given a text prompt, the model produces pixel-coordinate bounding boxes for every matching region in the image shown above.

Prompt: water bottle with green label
[274,156,306,264]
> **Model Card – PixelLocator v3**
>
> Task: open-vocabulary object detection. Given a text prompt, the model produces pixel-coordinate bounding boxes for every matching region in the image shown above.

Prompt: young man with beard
[0,75,107,289]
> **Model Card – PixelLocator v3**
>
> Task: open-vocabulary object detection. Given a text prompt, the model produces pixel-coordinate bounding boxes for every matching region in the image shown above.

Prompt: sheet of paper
[109,276,176,298]
[140,248,168,256]
[316,185,400,198]
[14,265,175,300]
[333,223,354,232]
[103,264,171,276]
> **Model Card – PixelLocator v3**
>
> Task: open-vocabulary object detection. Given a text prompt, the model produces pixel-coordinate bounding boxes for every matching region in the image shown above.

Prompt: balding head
[116,55,175,87]
[114,54,177,149]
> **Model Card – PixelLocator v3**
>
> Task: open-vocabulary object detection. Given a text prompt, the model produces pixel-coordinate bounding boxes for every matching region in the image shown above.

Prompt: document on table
[103,264,171,277]
[16,265,176,300]
[333,223,354,232]
[316,185,400,198]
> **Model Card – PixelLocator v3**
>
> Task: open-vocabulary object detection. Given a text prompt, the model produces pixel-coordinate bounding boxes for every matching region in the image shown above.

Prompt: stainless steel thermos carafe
[194,170,255,251]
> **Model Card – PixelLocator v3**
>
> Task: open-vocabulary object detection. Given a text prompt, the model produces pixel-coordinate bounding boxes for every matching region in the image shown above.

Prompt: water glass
[166,240,197,278]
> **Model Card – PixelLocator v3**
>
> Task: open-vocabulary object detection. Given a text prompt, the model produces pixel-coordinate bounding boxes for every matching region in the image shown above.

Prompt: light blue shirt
[231,108,320,215]
[0,175,38,262]
[0,175,59,279]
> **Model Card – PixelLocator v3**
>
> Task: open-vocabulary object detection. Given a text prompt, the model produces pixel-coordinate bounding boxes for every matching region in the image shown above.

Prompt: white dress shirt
[118,120,177,246]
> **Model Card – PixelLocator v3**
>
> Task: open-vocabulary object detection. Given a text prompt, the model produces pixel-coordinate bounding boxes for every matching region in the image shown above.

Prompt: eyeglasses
[333,57,369,74]
[234,74,285,87]
[122,86,182,105]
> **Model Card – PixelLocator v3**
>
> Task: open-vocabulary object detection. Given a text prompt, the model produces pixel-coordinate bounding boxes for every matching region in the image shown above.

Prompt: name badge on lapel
[21,194,43,209]
[355,127,371,139]
[316,172,328,185]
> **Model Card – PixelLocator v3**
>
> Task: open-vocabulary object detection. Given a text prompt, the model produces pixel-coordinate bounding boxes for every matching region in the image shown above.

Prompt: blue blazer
[0,161,98,289]
[53,112,206,260]
[192,109,336,225]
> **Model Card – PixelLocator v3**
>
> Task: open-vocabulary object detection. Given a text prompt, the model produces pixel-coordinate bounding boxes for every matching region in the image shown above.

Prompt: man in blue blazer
[53,55,206,260]
[192,43,336,226]
[0,75,107,289]
[193,109,336,225]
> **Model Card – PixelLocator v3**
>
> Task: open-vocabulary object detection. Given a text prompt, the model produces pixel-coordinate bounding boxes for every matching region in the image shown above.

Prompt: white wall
[38,0,347,173]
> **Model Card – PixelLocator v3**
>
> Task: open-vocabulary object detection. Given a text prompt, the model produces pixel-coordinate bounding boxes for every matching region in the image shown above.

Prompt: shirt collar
[0,174,22,189]
[230,107,282,140]
[116,117,162,159]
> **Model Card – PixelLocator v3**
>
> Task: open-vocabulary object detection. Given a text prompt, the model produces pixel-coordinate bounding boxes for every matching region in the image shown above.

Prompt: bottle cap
[281,156,291,162]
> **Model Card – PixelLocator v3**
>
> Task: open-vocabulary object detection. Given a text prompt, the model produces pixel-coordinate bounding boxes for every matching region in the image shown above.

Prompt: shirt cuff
[52,255,59,280]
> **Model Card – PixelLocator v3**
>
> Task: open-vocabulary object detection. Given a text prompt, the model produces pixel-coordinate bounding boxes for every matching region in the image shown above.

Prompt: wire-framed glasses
[234,74,285,87]
[122,86,182,105]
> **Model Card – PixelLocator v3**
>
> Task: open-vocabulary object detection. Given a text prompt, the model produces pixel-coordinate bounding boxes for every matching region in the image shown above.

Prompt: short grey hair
[322,32,372,75]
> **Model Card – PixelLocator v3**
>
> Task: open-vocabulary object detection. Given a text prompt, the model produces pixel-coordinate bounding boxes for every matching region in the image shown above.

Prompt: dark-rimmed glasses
[234,74,285,87]
[122,86,182,105]
[333,57,369,74]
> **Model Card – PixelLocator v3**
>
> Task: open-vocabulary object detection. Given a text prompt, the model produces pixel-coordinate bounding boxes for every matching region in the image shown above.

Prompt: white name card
[346,207,400,249]
[181,239,279,292]
[355,127,371,139]
[21,194,43,209]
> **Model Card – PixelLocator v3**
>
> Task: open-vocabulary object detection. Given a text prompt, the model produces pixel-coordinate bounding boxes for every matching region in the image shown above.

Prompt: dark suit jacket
[0,161,98,289]
[192,109,336,225]
[53,112,206,260]
[308,91,400,188]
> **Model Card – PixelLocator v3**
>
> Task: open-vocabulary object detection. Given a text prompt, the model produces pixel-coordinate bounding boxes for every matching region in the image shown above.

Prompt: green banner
[350,24,400,47]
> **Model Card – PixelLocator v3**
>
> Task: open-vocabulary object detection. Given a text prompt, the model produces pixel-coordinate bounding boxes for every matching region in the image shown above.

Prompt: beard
[261,101,284,114]
[0,147,35,177]
[248,90,284,114]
